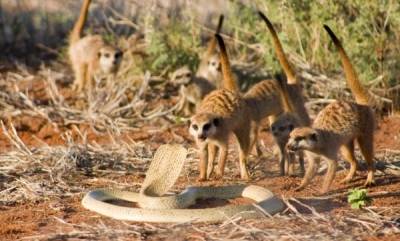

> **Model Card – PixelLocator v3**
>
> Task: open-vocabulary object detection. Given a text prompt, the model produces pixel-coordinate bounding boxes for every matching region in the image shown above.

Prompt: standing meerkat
[286,25,375,194]
[196,15,226,89]
[189,33,251,181]
[172,15,232,116]
[68,0,123,92]
[171,66,214,116]
[257,11,311,176]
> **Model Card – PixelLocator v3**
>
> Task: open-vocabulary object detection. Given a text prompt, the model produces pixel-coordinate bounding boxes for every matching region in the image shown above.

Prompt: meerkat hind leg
[357,136,375,186]
[339,141,358,184]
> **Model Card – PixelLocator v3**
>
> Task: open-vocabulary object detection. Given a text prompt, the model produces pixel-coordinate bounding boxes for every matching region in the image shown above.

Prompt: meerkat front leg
[297,151,305,176]
[73,64,87,92]
[206,143,217,179]
[321,156,338,194]
[285,149,295,176]
[235,126,252,180]
[86,64,95,93]
[296,151,320,191]
[249,123,261,156]
[277,141,287,176]
[215,142,228,179]
[198,143,208,181]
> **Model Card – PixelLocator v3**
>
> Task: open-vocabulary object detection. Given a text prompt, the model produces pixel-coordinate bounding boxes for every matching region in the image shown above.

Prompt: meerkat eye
[295,136,304,142]
[185,73,191,78]
[104,53,110,58]
[271,126,276,132]
[310,133,318,141]
[203,123,211,131]
[288,124,294,131]
[212,118,220,126]
[192,124,198,131]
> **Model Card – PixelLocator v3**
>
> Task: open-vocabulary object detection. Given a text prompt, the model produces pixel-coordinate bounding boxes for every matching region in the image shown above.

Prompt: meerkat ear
[213,118,220,126]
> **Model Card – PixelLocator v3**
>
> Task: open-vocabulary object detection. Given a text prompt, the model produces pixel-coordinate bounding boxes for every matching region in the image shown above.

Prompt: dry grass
[0,1,400,240]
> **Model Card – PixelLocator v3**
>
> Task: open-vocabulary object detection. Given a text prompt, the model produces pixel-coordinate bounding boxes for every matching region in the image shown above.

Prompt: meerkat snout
[98,47,123,74]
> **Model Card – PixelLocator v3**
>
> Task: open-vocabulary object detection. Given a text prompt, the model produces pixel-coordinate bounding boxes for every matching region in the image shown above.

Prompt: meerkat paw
[214,169,223,180]
[363,179,375,187]
[206,169,214,180]
[197,176,207,182]
[319,188,329,195]
[240,171,250,181]
[339,177,351,184]
[294,182,307,192]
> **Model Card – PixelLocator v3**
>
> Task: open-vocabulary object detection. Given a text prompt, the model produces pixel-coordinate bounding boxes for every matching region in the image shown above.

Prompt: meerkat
[196,15,225,88]
[171,66,214,116]
[68,0,123,92]
[223,12,309,176]
[172,15,231,116]
[286,25,375,194]
[188,33,296,181]
[189,33,252,181]
[257,11,311,176]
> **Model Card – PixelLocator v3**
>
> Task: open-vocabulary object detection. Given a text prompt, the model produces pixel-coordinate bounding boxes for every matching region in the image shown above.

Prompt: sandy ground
[1,73,400,241]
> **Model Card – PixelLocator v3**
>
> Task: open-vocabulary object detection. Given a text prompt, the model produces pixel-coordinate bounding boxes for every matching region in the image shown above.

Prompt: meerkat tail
[215,34,238,92]
[276,77,296,114]
[258,11,296,84]
[70,0,92,44]
[323,25,370,106]
[205,15,225,57]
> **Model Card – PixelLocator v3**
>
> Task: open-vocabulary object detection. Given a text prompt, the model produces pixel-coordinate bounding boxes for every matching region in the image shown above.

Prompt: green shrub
[347,188,371,209]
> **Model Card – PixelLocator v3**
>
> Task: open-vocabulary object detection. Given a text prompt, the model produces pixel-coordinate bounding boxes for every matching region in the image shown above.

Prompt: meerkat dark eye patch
[104,53,110,58]
[192,124,198,131]
[115,51,123,58]
[213,118,220,126]
[288,124,294,131]
[185,73,191,78]
[310,133,318,141]
[271,126,276,132]
[203,123,211,131]
[294,136,304,142]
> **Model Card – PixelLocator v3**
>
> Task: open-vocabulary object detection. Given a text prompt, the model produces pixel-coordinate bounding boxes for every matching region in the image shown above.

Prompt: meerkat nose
[198,134,207,140]
[286,142,296,151]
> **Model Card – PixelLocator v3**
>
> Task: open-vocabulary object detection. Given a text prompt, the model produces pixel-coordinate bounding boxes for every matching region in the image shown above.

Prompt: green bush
[225,0,400,87]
